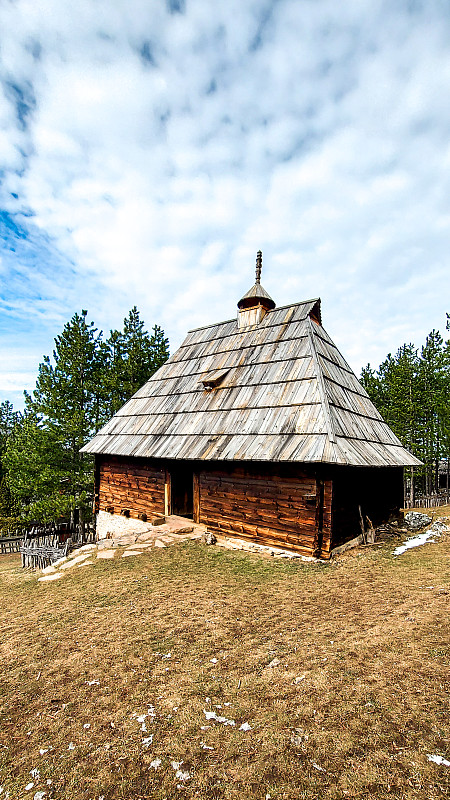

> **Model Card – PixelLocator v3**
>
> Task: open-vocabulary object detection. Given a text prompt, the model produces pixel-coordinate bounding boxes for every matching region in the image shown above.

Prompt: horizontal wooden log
[201,510,317,543]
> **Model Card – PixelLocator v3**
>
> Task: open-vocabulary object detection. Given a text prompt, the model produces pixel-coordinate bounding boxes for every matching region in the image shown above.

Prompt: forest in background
[0,307,169,530]
[1,311,449,533]
[360,315,450,501]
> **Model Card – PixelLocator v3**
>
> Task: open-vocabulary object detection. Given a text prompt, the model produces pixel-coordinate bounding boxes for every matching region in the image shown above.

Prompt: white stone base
[96,510,153,540]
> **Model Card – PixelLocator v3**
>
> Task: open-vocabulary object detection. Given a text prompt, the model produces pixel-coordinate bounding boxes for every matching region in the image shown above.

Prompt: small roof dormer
[237,251,275,329]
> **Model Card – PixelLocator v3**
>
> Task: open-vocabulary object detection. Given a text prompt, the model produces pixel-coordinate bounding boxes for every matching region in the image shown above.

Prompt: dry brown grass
[1,511,450,800]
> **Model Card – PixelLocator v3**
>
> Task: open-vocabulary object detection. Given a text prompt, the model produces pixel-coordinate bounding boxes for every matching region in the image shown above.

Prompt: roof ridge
[186,298,321,334]
[306,317,336,445]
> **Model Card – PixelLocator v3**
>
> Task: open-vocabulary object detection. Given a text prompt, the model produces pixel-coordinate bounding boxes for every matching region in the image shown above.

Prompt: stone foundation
[96,510,153,540]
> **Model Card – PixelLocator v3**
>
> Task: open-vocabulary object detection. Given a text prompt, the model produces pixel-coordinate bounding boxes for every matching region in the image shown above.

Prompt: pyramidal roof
[82,297,420,467]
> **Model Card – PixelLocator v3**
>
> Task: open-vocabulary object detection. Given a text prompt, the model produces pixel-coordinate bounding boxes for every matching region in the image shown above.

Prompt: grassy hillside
[0,517,449,799]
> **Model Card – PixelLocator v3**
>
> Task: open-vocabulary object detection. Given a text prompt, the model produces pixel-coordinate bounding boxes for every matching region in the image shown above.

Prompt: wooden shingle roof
[82,298,421,467]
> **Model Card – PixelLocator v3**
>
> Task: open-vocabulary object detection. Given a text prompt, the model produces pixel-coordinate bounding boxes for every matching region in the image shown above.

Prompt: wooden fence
[0,535,23,554]
[0,520,96,569]
[20,527,71,570]
[404,492,450,509]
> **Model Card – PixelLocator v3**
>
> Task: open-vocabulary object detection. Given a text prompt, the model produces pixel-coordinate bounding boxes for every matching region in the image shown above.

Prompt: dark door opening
[170,465,194,518]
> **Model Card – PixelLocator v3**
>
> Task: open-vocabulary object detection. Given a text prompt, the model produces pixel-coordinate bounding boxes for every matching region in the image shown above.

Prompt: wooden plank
[193,472,200,524]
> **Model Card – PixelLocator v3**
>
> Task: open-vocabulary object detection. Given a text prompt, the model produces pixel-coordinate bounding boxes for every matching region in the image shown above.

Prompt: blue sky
[1,0,450,410]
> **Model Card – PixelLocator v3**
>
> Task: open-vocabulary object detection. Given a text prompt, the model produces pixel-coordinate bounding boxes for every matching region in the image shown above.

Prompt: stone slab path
[36,516,318,584]
[37,517,207,583]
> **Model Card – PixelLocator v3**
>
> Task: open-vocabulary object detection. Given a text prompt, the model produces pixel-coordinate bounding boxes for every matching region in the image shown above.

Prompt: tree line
[360,315,450,502]
[0,307,169,530]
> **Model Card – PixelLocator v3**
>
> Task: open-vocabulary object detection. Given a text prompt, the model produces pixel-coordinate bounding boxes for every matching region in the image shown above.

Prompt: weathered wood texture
[98,456,165,519]
[83,298,420,468]
[197,464,332,558]
[331,466,403,547]
[0,535,23,554]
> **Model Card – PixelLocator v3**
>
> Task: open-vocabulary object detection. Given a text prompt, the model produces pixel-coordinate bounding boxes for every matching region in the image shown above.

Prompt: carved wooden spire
[237,250,275,328]
[255,250,262,284]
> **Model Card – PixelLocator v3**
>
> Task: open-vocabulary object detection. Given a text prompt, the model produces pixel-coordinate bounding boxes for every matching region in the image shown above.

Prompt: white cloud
[0,0,450,410]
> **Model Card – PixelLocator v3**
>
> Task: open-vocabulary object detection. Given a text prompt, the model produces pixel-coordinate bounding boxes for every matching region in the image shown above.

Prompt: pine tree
[419,330,449,493]
[104,308,169,416]
[23,310,104,521]
[4,307,169,524]
[0,400,21,522]
[361,320,450,501]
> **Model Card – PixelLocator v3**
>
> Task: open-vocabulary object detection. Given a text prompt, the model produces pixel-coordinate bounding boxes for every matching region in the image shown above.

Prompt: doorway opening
[169,465,194,518]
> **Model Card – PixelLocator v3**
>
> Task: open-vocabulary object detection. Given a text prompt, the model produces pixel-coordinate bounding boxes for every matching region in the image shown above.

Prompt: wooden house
[82,252,420,558]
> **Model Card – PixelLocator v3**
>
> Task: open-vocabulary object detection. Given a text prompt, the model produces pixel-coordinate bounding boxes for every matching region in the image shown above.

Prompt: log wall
[98,456,165,520]
[198,464,332,558]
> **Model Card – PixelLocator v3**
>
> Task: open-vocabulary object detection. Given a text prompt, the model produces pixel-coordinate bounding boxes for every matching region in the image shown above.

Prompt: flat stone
[60,554,91,570]
[38,573,64,582]
[136,532,157,542]
[112,534,139,546]
[154,540,167,548]
[76,559,94,567]
[122,550,143,557]
[97,550,116,559]
[127,542,154,549]
[77,543,97,552]
[42,564,57,575]
[52,556,69,568]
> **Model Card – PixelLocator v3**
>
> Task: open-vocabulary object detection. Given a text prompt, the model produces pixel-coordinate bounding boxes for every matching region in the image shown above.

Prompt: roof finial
[255,250,262,284]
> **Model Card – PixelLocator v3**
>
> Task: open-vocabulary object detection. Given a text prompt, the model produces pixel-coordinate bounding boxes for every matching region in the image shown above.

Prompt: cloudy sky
[1,0,450,410]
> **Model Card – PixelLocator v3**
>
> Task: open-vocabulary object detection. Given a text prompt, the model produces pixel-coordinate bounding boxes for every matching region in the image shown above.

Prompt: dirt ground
[0,509,449,799]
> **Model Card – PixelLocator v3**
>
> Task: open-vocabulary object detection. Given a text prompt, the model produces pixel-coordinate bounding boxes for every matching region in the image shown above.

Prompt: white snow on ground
[394,530,441,555]
[203,709,235,726]
[394,518,449,555]
[428,754,450,766]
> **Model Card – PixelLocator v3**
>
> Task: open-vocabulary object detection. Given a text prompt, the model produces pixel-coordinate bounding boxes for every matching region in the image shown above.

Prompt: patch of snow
[33,793,46,800]
[150,758,161,769]
[162,652,171,659]
[175,770,190,781]
[428,754,450,766]
[142,735,154,747]
[313,762,326,772]
[24,784,34,792]
[39,749,48,755]
[239,722,252,731]
[394,530,440,555]
[200,741,214,750]
[30,768,40,779]
[205,697,211,703]
[210,658,218,664]
[171,761,183,770]
[68,742,75,750]
[203,709,235,726]
[86,679,100,686]
[83,724,91,730]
